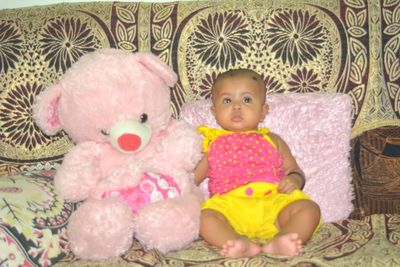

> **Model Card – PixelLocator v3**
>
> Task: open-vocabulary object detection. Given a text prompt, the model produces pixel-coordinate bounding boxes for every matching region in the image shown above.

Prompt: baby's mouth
[231,115,242,122]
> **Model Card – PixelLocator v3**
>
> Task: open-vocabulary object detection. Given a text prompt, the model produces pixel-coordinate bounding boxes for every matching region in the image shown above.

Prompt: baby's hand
[277,173,304,194]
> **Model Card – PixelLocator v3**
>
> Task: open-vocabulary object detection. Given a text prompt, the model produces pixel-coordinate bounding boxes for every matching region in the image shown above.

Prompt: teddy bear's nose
[109,119,152,153]
[118,133,142,152]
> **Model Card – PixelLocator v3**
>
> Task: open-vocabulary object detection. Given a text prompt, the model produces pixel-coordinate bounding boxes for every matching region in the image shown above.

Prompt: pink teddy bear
[33,49,203,260]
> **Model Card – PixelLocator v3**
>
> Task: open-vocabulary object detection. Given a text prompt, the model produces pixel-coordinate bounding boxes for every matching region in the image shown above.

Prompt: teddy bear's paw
[54,142,103,201]
[134,194,201,253]
[67,197,135,260]
[156,120,203,171]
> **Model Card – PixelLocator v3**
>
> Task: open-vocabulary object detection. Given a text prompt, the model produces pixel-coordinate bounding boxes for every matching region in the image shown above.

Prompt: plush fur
[33,49,203,259]
[180,93,353,223]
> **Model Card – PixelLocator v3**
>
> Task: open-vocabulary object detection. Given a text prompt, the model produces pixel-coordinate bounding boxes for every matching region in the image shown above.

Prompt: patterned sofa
[1,1,400,266]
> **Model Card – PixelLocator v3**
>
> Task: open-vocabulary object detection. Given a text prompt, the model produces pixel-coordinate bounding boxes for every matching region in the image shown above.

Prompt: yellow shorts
[202,182,319,240]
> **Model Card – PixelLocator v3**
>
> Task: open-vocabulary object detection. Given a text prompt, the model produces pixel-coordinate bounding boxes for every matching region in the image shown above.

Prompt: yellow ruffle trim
[198,126,276,152]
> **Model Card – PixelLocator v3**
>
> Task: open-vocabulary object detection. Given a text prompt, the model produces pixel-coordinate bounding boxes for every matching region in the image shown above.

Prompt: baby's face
[211,75,268,132]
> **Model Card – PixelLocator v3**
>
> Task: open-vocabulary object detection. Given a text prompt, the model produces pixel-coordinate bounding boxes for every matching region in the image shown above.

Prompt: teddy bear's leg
[134,193,201,253]
[67,197,134,260]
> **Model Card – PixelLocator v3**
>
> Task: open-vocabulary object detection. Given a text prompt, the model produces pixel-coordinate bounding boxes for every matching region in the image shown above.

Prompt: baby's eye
[243,96,252,104]
[223,98,231,104]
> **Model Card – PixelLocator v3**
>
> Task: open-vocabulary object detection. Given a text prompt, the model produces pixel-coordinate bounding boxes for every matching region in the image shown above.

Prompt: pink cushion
[180,93,353,223]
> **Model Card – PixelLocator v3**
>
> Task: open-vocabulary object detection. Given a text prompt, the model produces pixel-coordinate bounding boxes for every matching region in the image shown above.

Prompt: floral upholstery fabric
[1,0,400,266]
[0,170,76,267]
[1,0,400,175]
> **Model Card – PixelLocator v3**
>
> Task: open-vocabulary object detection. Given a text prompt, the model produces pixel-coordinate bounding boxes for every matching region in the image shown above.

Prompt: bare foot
[220,238,261,258]
[261,233,303,257]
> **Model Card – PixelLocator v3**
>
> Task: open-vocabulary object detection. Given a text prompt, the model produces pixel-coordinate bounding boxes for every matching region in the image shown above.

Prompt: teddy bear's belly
[100,172,181,213]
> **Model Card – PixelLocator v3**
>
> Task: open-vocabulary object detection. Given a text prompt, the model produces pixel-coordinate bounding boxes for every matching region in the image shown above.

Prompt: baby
[195,69,321,258]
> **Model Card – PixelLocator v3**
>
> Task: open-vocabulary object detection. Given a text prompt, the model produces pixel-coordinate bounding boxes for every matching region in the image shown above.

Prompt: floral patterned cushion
[0,170,75,267]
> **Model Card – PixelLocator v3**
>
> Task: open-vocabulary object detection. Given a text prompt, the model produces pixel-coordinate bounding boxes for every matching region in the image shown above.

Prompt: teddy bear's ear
[135,52,178,87]
[33,83,64,136]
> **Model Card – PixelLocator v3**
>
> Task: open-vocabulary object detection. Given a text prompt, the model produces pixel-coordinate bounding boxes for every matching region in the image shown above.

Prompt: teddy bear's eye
[101,129,110,136]
[140,113,148,123]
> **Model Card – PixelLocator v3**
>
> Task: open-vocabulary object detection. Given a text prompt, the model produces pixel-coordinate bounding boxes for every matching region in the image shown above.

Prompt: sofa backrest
[0,0,399,175]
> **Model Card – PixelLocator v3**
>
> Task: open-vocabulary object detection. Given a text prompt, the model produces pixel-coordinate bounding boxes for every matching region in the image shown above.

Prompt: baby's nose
[233,102,242,109]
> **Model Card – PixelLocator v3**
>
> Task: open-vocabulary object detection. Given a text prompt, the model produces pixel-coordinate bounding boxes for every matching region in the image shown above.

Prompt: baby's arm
[269,133,305,193]
[195,153,209,186]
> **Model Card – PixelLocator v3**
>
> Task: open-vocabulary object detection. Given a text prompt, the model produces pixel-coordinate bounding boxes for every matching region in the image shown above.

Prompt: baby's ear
[210,105,216,117]
[261,103,269,121]
[33,83,64,136]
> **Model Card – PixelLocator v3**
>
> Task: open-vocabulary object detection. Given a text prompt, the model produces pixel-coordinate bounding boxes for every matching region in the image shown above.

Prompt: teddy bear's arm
[54,141,103,201]
[156,120,203,172]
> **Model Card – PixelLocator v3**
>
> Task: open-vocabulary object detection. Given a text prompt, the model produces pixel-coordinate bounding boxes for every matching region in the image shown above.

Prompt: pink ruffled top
[199,126,284,196]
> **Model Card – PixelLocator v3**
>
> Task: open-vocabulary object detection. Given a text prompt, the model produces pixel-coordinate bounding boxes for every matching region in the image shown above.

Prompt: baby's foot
[261,233,303,257]
[220,238,261,258]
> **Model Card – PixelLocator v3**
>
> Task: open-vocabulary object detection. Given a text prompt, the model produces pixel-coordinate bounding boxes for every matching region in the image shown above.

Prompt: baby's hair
[212,69,266,99]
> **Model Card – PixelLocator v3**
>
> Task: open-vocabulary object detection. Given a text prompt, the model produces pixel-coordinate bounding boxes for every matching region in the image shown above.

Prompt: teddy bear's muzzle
[109,120,152,153]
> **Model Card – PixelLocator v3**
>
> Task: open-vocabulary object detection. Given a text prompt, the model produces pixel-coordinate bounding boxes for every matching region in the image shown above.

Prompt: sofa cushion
[180,93,353,223]
[0,170,75,267]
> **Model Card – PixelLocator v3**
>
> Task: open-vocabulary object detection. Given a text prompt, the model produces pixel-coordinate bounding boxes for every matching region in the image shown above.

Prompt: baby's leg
[200,209,261,258]
[276,199,321,243]
[261,199,321,257]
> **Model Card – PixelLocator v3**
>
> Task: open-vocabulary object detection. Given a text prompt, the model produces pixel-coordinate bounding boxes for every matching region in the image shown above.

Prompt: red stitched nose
[117,133,141,151]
